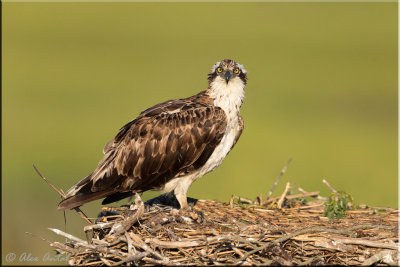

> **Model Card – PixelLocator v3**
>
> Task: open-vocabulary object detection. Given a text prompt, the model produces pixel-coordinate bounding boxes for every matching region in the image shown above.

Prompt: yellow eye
[234,68,240,74]
[217,67,223,73]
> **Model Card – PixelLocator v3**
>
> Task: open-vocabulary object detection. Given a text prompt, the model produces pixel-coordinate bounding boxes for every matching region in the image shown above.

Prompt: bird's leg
[174,185,204,222]
[175,190,188,210]
[174,178,193,210]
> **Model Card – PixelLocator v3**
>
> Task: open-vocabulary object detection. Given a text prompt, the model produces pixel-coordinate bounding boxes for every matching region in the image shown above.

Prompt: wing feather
[59,93,228,210]
[101,104,226,191]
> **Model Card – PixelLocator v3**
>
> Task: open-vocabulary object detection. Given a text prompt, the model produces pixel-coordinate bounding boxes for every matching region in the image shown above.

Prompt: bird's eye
[217,67,223,73]
[234,68,240,74]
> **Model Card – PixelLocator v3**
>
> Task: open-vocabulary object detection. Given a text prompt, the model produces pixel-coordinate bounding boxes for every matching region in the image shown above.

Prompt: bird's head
[208,59,247,87]
[208,59,247,85]
[206,59,247,110]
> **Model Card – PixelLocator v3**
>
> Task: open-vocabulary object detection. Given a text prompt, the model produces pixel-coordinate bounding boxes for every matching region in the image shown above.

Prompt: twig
[277,182,290,209]
[110,194,144,235]
[148,235,261,249]
[75,209,93,225]
[102,206,129,212]
[49,228,128,257]
[26,231,76,254]
[285,191,320,200]
[148,238,203,248]
[298,256,324,266]
[113,252,148,266]
[298,187,328,201]
[141,257,169,265]
[50,241,77,254]
[322,179,337,193]
[118,235,169,264]
[239,224,394,262]
[331,237,399,250]
[230,195,234,208]
[84,221,116,232]
[263,191,321,205]
[33,164,66,198]
[267,157,292,199]
[230,195,254,205]
[48,228,87,244]
[33,164,92,224]
[361,250,397,266]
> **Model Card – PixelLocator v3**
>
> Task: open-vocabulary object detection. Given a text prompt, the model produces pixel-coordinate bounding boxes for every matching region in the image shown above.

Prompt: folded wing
[58,98,227,210]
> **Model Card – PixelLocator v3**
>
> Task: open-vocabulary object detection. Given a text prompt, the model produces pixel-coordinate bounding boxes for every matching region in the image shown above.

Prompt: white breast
[162,77,245,193]
[162,114,240,194]
[194,77,245,177]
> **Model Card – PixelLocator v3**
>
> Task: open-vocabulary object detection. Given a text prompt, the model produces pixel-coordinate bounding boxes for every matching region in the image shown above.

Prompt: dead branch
[277,182,291,209]
[33,164,92,224]
[322,179,337,193]
[266,157,292,199]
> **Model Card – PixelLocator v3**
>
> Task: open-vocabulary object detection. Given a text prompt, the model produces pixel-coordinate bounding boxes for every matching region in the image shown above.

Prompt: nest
[46,189,399,266]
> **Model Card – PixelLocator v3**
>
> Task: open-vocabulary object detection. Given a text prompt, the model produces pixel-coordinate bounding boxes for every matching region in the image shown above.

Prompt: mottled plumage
[58,59,247,210]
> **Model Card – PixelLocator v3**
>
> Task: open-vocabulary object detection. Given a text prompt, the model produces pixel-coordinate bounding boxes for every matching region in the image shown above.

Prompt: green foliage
[323,191,354,220]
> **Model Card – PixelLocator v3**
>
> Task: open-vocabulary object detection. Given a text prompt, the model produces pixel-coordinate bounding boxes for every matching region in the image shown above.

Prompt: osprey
[58,59,247,211]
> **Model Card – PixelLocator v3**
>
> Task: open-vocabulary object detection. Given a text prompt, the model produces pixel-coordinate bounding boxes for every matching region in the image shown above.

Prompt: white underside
[162,76,245,200]
[162,116,241,194]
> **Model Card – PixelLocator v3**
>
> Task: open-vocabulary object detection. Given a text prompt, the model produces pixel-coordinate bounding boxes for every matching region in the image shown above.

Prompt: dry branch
[33,164,92,224]
[39,184,398,266]
[266,157,292,199]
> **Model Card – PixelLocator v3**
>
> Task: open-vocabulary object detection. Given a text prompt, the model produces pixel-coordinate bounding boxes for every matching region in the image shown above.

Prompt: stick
[298,187,328,201]
[230,195,254,205]
[322,179,337,193]
[48,228,127,257]
[33,164,92,224]
[113,252,148,266]
[361,250,397,266]
[48,228,87,243]
[84,221,116,232]
[277,182,290,209]
[26,232,76,254]
[118,236,169,263]
[239,224,394,262]
[267,157,292,199]
[148,235,261,249]
[298,256,324,266]
[33,164,66,197]
[331,238,399,250]
[75,209,93,225]
[263,191,321,205]
[110,194,144,235]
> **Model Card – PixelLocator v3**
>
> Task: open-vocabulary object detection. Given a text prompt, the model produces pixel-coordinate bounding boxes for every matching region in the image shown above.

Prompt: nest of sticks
[46,186,399,266]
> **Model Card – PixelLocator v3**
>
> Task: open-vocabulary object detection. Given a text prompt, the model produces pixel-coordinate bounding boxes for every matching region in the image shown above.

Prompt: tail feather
[57,189,116,210]
[57,173,117,210]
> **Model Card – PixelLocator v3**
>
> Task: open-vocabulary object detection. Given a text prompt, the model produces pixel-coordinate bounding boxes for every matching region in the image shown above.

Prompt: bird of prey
[58,59,247,211]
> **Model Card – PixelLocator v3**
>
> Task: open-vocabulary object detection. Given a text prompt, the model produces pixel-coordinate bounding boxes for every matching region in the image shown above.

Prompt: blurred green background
[3,2,397,265]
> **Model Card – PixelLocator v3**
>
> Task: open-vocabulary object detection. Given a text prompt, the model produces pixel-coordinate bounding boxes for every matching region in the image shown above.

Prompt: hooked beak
[224,71,232,84]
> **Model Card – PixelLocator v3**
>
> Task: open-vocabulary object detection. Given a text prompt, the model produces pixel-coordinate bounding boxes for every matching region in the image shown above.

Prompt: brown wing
[58,96,227,210]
